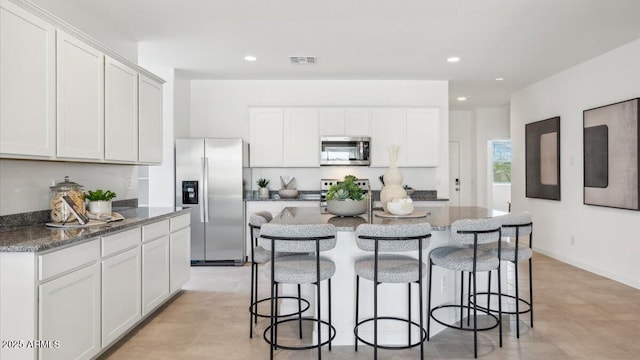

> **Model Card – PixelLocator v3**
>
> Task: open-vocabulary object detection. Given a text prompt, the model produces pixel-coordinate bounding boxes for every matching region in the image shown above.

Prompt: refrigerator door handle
[203,156,210,223]
[199,157,205,223]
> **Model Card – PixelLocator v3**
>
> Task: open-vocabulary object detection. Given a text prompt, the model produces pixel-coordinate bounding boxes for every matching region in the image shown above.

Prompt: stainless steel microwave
[320,136,370,166]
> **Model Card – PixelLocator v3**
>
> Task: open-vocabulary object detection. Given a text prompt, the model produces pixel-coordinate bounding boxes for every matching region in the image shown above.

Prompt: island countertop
[270,206,492,231]
[0,207,191,252]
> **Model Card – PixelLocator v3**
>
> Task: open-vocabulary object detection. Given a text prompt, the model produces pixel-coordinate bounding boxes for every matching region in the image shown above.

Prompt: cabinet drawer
[170,213,190,232]
[143,219,169,243]
[39,239,100,281]
[102,227,141,257]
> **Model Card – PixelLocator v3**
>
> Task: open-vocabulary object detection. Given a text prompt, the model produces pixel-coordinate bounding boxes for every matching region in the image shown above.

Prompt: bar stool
[247,212,309,338]
[475,212,533,338]
[427,218,503,358]
[260,223,337,360]
[353,223,432,360]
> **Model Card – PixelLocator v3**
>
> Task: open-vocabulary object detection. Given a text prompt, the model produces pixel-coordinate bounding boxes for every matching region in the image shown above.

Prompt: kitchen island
[0,207,190,360]
[269,206,493,346]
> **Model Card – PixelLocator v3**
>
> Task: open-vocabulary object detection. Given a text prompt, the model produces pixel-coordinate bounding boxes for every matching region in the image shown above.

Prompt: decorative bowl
[327,199,367,216]
[387,200,414,216]
[278,189,299,198]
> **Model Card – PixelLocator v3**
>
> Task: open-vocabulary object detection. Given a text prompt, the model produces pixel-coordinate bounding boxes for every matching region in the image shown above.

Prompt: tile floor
[100,253,640,359]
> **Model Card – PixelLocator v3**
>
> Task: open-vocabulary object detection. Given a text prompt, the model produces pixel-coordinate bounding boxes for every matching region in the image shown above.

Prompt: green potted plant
[85,189,117,215]
[257,178,270,199]
[326,175,368,216]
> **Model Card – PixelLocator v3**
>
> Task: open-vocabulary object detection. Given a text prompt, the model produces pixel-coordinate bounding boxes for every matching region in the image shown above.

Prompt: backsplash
[0,159,138,216]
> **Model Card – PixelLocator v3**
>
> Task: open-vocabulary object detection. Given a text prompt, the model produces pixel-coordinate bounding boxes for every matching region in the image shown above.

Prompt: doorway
[488,140,511,215]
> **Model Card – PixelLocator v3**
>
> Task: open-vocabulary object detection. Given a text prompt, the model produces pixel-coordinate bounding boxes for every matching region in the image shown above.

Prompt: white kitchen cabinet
[105,56,138,162]
[142,234,170,315]
[101,246,142,347]
[249,108,284,167]
[406,108,440,167]
[319,108,370,136]
[56,30,104,160]
[170,226,191,293]
[39,262,101,360]
[138,74,163,164]
[0,0,56,158]
[370,108,407,167]
[284,108,319,167]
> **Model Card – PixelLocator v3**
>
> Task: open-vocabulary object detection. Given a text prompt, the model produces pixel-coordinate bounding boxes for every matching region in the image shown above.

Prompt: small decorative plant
[85,189,117,201]
[257,178,270,199]
[85,189,116,215]
[326,175,366,201]
[257,178,270,188]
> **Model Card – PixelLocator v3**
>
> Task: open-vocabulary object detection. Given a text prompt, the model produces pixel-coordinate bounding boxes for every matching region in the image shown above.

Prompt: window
[492,140,511,183]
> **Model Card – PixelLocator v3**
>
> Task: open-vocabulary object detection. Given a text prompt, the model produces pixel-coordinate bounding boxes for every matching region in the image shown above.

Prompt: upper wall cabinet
[138,75,163,164]
[319,108,370,136]
[56,30,105,160]
[250,108,320,167]
[0,0,164,164]
[105,57,138,162]
[0,0,56,158]
[249,108,284,167]
[370,107,440,167]
[284,108,319,167]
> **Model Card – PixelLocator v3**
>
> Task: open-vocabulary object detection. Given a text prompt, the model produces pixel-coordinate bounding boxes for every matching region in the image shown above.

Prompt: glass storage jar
[49,176,85,223]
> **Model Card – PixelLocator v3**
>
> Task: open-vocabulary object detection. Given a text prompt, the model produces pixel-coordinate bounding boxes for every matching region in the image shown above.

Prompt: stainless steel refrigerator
[175,138,250,265]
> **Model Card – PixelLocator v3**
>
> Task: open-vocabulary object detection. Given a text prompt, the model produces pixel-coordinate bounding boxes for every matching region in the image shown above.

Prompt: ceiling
[35,0,640,110]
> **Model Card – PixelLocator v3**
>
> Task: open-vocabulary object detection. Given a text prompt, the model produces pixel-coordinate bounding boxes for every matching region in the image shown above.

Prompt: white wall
[449,110,476,206]
[29,0,137,62]
[511,39,640,289]
[190,80,449,195]
[174,71,191,139]
[0,160,137,215]
[475,107,510,208]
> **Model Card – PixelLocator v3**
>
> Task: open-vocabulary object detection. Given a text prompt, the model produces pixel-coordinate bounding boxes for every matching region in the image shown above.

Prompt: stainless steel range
[320,178,370,213]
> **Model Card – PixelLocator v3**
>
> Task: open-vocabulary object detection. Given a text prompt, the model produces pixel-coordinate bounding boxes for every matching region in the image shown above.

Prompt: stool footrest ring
[249,296,310,319]
[353,316,427,350]
[430,304,500,332]
[263,317,336,350]
[469,292,531,315]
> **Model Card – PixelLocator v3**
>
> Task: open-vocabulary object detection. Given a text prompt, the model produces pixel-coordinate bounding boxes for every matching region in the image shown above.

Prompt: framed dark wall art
[526,117,561,200]
[583,98,640,210]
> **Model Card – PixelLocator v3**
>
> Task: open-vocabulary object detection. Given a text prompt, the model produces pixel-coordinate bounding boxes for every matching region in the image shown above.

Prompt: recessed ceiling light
[495,77,504,81]
[447,56,460,63]
[244,55,257,62]
[457,96,468,101]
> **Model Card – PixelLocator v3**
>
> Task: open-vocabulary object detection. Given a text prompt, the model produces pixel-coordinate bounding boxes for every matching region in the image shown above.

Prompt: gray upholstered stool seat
[427,217,503,359]
[480,241,532,262]
[248,211,309,340]
[269,254,336,284]
[353,223,432,359]
[354,254,427,283]
[259,223,338,359]
[430,246,499,272]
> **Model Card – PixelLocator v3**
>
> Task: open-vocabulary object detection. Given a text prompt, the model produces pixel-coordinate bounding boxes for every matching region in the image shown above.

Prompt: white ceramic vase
[88,200,112,215]
[380,166,407,212]
[258,187,269,199]
[327,199,368,216]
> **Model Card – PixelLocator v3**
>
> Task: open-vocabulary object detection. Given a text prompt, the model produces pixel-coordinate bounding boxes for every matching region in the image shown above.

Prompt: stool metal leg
[408,283,412,346]
[355,275,360,351]
[529,257,534,328]
[250,261,255,338]
[472,270,478,358]
[497,260,503,348]
[297,284,303,339]
[515,259,521,338]
[426,259,433,341]
[328,278,333,351]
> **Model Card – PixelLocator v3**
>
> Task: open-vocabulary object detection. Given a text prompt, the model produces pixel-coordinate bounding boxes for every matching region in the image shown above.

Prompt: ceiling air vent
[290,56,316,65]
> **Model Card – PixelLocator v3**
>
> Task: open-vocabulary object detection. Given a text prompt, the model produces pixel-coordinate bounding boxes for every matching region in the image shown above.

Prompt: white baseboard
[532,246,640,290]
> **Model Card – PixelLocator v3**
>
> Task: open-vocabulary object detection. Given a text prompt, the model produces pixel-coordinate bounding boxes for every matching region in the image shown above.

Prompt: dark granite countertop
[270,206,491,231]
[0,207,190,253]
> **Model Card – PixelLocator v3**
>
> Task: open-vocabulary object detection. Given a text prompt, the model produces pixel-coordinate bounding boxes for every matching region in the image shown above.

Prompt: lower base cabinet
[142,235,170,316]
[170,227,190,293]
[39,262,101,360]
[102,246,142,347]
